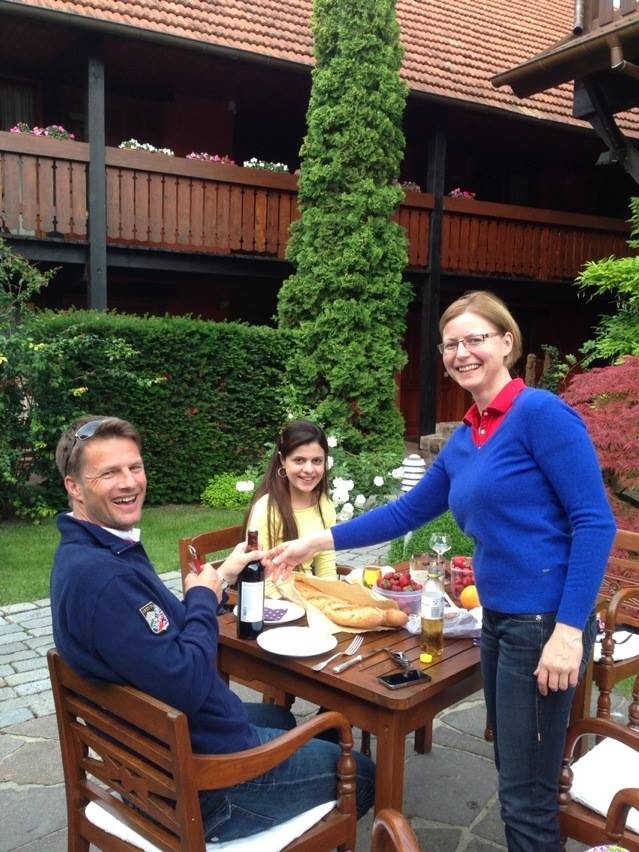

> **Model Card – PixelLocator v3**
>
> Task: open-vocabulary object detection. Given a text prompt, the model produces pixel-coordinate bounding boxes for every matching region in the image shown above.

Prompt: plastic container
[375,586,422,617]
[450,558,475,603]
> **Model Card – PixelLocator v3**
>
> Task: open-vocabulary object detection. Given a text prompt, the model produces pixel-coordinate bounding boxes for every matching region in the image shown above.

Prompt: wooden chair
[48,648,357,851]
[371,808,421,851]
[593,528,639,725]
[178,524,244,589]
[559,713,639,850]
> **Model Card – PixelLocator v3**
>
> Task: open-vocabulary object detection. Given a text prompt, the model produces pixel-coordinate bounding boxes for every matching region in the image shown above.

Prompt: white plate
[232,599,305,624]
[257,626,337,658]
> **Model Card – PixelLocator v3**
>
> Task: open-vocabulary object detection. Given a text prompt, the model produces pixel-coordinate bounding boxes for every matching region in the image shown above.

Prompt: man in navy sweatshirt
[50,415,374,842]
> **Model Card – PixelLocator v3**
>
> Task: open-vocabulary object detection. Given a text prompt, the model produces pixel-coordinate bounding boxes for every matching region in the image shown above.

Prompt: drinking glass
[363,565,382,588]
[409,552,430,584]
[429,533,451,558]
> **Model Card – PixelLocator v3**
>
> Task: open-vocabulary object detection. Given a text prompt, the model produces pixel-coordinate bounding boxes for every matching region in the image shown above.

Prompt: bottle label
[422,597,444,620]
[240,582,264,621]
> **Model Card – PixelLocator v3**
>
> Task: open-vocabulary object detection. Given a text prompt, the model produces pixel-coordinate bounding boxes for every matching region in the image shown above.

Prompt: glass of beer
[363,565,382,588]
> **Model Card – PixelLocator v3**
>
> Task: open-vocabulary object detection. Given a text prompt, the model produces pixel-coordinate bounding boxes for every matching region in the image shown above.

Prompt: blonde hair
[439,290,523,370]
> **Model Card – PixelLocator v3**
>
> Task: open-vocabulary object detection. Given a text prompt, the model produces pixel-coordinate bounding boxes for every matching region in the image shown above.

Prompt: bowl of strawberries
[450,555,475,603]
[374,570,423,616]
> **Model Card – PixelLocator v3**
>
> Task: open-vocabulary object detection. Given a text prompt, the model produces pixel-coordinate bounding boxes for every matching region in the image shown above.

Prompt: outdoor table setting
[216,561,483,813]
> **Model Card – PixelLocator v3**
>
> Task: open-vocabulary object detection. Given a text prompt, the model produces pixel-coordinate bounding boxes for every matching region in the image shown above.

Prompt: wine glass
[429,532,451,558]
[429,533,451,576]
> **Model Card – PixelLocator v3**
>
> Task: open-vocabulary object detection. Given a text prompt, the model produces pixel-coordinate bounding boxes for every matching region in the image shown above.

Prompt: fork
[311,634,364,671]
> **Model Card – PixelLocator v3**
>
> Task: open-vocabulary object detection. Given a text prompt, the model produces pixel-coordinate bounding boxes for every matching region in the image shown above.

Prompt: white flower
[344,479,354,492]
[235,480,255,493]
[391,466,405,480]
[331,488,349,506]
[354,494,366,508]
[373,475,384,487]
[327,435,338,448]
[338,502,354,521]
[327,455,334,469]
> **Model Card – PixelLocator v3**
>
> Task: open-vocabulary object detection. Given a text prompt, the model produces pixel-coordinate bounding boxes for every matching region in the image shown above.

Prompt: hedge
[7,310,289,515]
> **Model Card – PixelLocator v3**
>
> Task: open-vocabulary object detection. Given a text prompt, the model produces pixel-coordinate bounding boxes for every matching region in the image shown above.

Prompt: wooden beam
[87,41,107,309]
[419,108,447,437]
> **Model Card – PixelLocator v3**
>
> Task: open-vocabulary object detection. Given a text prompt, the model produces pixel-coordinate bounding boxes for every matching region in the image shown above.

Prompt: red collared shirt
[463,378,526,448]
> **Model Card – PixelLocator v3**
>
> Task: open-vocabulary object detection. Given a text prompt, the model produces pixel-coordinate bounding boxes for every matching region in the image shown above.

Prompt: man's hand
[183,543,262,599]
[218,542,262,583]
[534,622,583,696]
[183,562,225,598]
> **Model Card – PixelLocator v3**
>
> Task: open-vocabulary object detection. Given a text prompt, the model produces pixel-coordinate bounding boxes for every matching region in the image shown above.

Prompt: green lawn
[0,505,243,606]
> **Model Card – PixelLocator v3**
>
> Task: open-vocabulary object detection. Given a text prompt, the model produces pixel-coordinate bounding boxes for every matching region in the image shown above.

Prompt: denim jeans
[481,609,596,852]
[200,702,376,842]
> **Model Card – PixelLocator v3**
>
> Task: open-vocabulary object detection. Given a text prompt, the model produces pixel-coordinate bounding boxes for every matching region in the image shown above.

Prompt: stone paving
[0,541,614,851]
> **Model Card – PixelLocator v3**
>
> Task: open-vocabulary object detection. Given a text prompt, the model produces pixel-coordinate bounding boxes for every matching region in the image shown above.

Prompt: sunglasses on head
[65,419,106,475]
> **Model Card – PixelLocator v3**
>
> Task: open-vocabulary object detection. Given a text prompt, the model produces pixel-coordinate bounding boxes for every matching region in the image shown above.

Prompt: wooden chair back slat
[599,529,639,627]
[570,528,639,728]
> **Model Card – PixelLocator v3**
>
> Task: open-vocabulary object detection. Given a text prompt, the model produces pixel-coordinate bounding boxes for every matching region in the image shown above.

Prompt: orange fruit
[459,584,480,609]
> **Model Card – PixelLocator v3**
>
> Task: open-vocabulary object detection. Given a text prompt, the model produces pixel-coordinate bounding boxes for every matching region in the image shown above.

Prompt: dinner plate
[232,599,305,625]
[257,626,337,658]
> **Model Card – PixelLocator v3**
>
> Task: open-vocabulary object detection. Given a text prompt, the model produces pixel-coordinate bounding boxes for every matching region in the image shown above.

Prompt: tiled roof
[6,0,638,131]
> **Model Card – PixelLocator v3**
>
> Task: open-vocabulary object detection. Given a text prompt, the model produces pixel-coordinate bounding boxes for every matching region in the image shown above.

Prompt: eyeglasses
[438,332,504,354]
[65,419,105,475]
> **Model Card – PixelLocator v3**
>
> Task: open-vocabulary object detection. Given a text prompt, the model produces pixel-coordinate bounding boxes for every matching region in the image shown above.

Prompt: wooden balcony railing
[581,0,638,33]
[0,131,630,281]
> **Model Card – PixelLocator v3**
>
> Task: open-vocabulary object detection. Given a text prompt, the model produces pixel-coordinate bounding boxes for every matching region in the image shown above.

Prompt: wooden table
[217,614,482,813]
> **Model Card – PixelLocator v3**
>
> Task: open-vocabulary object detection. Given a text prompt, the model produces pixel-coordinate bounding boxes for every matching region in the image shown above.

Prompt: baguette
[308,595,408,629]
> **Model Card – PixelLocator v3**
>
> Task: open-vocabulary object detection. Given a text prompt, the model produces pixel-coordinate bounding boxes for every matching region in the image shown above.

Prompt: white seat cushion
[570,736,639,834]
[85,799,336,851]
[593,631,639,663]
[84,802,336,852]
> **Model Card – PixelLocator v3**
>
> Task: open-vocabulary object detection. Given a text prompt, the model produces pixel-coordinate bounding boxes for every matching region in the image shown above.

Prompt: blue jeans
[481,609,595,852]
[200,703,376,842]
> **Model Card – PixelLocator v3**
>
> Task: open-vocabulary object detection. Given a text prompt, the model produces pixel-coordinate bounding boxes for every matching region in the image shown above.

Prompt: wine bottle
[236,530,264,639]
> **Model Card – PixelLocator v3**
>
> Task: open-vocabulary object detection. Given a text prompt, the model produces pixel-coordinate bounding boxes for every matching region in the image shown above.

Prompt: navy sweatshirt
[333,388,616,629]
[50,513,259,754]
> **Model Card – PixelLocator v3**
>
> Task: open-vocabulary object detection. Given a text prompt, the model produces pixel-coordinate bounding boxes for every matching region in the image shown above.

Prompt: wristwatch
[219,573,230,592]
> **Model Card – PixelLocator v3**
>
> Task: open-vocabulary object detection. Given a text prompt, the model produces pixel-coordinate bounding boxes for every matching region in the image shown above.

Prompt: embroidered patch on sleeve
[139,601,170,634]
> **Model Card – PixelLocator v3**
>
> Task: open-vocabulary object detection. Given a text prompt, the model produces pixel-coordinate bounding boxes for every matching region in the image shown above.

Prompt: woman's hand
[267,530,334,577]
[534,622,583,696]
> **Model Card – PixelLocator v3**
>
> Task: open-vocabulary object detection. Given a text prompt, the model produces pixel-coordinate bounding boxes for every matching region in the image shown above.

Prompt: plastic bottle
[421,567,444,656]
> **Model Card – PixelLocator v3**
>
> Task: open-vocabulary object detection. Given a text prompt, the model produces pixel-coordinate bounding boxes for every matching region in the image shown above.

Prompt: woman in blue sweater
[272,290,616,851]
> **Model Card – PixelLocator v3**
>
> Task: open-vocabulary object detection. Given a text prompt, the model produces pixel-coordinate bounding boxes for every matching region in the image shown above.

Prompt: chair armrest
[604,586,639,631]
[606,787,639,839]
[564,716,639,761]
[372,808,420,852]
[192,710,354,790]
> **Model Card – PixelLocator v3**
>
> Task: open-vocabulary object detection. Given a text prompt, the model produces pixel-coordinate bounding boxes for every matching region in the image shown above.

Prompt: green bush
[201,473,254,510]
[387,511,474,563]
[2,309,290,518]
[277,0,410,454]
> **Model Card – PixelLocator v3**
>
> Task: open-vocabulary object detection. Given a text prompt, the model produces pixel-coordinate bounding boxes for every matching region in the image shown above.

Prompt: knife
[333,649,384,673]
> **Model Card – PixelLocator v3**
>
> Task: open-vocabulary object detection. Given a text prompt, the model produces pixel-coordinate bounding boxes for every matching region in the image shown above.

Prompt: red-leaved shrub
[562,355,639,532]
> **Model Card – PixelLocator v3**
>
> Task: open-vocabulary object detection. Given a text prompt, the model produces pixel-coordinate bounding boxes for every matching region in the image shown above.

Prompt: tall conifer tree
[278,0,410,452]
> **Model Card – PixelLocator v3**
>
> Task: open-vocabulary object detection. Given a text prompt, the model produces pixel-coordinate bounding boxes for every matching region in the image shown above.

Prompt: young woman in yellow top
[244,420,337,586]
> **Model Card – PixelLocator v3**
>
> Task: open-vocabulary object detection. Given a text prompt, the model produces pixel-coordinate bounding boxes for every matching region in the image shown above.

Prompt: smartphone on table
[377,669,431,690]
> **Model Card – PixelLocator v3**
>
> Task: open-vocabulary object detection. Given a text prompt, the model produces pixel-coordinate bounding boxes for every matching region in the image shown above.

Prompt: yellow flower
[71,386,88,397]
